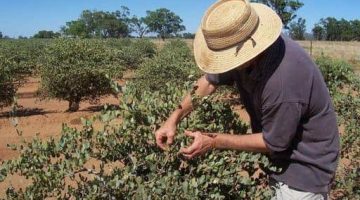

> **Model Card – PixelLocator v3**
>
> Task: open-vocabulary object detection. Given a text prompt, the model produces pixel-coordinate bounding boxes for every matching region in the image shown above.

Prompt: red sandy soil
[0,77,122,197]
[0,78,121,161]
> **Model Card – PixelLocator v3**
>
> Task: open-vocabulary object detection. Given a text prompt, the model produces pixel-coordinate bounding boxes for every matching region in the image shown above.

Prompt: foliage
[289,17,306,40]
[316,56,360,199]
[0,55,22,108]
[134,39,200,91]
[0,39,49,75]
[144,8,186,40]
[182,32,196,39]
[129,16,148,38]
[0,31,3,39]
[103,38,156,69]
[39,39,124,112]
[0,82,279,199]
[314,17,360,41]
[0,39,47,107]
[251,0,304,29]
[62,7,131,38]
[33,30,61,39]
[119,39,157,69]
[312,23,325,40]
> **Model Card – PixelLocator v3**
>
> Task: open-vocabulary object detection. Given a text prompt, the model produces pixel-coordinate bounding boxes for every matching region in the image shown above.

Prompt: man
[155,0,339,199]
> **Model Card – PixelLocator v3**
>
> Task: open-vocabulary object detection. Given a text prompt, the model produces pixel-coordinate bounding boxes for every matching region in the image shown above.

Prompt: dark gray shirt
[206,35,340,193]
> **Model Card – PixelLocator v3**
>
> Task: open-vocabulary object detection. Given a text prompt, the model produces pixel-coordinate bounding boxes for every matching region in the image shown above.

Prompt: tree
[33,30,60,39]
[182,32,195,39]
[61,20,90,38]
[130,16,148,38]
[320,17,340,41]
[62,8,131,38]
[315,17,360,41]
[39,39,123,112]
[144,8,185,40]
[351,20,360,41]
[0,32,2,39]
[338,19,353,41]
[251,0,304,29]
[289,17,306,40]
[312,23,325,40]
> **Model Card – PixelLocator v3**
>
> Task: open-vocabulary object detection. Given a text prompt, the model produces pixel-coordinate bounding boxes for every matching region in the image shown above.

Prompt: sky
[0,0,359,38]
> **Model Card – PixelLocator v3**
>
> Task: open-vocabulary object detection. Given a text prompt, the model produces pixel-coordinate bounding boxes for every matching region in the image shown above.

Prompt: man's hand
[155,123,177,150]
[180,131,216,159]
[154,76,217,151]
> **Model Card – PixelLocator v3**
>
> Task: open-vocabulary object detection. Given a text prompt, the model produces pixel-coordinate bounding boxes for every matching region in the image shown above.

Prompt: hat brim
[194,3,283,74]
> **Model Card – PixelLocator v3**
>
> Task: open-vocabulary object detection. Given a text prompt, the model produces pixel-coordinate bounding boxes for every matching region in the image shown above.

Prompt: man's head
[194,0,283,74]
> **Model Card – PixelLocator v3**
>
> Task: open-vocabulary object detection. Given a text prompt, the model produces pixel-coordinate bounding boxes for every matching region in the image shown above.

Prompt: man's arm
[155,75,217,150]
[180,131,269,159]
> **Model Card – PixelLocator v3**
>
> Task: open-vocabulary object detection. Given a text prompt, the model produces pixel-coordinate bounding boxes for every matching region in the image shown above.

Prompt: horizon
[0,0,360,38]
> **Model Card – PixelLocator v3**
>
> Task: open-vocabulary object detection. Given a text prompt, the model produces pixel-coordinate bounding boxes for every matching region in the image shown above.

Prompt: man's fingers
[180,142,197,155]
[155,133,167,150]
[167,135,174,145]
[184,130,197,138]
[182,153,194,160]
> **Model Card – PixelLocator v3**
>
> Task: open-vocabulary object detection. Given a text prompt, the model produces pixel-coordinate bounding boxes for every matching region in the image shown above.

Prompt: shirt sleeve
[262,102,303,153]
[205,71,235,86]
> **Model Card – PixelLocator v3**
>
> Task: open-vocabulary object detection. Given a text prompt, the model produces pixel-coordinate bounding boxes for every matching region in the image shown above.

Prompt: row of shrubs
[0,38,196,111]
[1,54,359,199]
[1,38,359,198]
[316,57,360,198]
[0,81,275,199]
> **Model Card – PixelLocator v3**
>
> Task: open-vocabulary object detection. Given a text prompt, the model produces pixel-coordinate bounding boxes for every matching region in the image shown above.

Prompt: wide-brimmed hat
[194,0,283,74]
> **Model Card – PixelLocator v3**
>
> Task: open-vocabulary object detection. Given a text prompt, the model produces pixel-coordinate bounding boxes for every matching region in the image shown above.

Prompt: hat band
[203,7,259,50]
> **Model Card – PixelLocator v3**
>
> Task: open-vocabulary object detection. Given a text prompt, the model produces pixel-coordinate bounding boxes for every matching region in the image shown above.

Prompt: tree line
[49,6,188,40]
[312,18,360,41]
[1,1,360,41]
[288,17,360,41]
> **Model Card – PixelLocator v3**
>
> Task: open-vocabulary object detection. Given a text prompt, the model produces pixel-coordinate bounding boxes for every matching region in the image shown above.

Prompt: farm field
[0,38,359,199]
[297,40,360,70]
[156,38,360,72]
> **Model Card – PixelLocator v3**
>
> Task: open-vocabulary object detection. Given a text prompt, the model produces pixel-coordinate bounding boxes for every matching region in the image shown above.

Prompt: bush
[134,39,201,91]
[104,38,157,69]
[0,56,17,108]
[316,56,358,93]
[159,39,193,60]
[0,39,49,76]
[39,39,123,112]
[0,82,277,199]
[316,56,360,199]
[118,39,157,69]
[0,40,37,108]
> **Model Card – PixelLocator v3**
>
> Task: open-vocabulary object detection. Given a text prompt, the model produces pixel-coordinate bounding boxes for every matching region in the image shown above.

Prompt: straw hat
[194,0,283,74]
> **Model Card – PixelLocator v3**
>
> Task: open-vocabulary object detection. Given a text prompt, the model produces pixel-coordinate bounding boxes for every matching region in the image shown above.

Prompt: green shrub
[316,56,360,199]
[104,38,133,50]
[39,39,123,112]
[159,39,193,60]
[135,39,200,91]
[118,39,157,69]
[0,56,17,108]
[104,38,157,69]
[0,82,277,199]
[0,39,49,76]
[0,40,38,108]
[316,56,359,93]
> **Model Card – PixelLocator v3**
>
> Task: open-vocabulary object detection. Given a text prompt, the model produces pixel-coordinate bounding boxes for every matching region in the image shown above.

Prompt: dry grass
[151,38,194,50]
[296,40,360,71]
[151,39,360,73]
